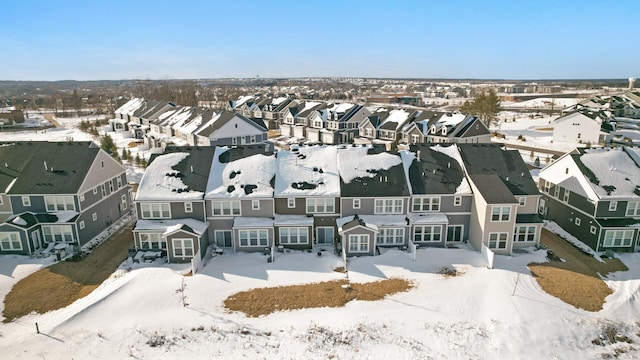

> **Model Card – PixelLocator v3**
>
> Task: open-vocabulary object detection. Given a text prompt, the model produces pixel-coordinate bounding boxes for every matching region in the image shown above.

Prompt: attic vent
[448,162,450,168]
[565,168,568,174]
[506,176,509,182]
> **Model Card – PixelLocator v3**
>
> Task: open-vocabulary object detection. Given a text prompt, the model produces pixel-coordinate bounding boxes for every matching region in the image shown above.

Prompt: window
[42,225,73,243]
[412,197,440,212]
[140,203,171,219]
[375,199,403,214]
[101,184,106,197]
[140,233,166,250]
[626,201,640,217]
[306,198,335,213]
[211,200,240,216]
[232,137,237,146]
[79,220,85,229]
[376,228,405,245]
[92,212,97,221]
[454,196,462,207]
[488,232,508,250]
[109,180,114,193]
[590,225,597,235]
[0,232,21,251]
[79,194,85,202]
[519,197,526,206]
[603,230,634,247]
[252,200,260,211]
[353,198,361,209]
[279,227,309,244]
[45,196,75,212]
[239,229,268,247]
[114,195,124,212]
[563,190,570,203]
[287,198,296,208]
[116,176,123,189]
[413,225,442,242]
[241,136,246,145]
[184,202,192,213]
[348,234,369,253]
[22,196,30,207]
[172,238,194,257]
[609,201,617,212]
[93,187,98,195]
[574,217,581,226]
[491,206,511,222]
[101,160,104,168]
[554,186,560,198]
[447,225,464,242]
[250,135,256,143]
[514,226,536,242]
[543,181,550,193]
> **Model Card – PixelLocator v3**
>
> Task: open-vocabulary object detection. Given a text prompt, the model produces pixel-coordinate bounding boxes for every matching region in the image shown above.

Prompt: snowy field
[1,114,640,358]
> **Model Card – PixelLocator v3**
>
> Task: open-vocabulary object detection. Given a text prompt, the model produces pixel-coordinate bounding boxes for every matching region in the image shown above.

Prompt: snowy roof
[336,215,379,232]
[434,113,467,127]
[378,108,412,131]
[573,147,640,199]
[275,145,340,197]
[273,215,314,226]
[403,145,471,195]
[136,152,205,201]
[134,218,208,236]
[337,145,408,197]
[205,146,276,198]
[115,98,145,116]
[233,217,274,228]
[357,215,408,227]
[407,212,449,224]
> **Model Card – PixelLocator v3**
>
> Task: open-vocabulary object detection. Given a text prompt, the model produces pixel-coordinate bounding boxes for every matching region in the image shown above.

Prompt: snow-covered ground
[2,113,639,358]
[501,97,580,109]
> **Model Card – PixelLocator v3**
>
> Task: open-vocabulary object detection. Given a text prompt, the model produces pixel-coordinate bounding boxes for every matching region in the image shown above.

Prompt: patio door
[215,230,232,248]
[447,225,463,242]
[316,227,334,245]
[31,231,42,250]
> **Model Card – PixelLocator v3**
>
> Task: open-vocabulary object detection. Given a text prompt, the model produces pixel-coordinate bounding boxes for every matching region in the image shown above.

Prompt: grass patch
[224,278,413,317]
[127,141,139,148]
[528,228,628,312]
[3,223,134,322]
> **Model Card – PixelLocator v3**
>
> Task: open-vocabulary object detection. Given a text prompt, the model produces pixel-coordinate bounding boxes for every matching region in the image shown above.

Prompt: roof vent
[44,161,48,171]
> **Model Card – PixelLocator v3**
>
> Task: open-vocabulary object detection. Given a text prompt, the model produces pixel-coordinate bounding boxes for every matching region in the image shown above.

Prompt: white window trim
[238,229,269,247]
[93,187,98,195]
[519,197,526,206]
[488,232,508,250]
[22,196,31,207]
[374,198,404,215]
[514,226,536,242]
[603,229,634,247]
[0,232,22,251]
[491,206,511,222]
[348,234,370,253]
[413,225,442,242]
[139,232,167,250]
[92,212,97,221]
[563,190,570,203]
[42,225,74,243]
[287,198,295,208]
[79,193,85,202]
[140,203,171,219]
[376,227,405,245]
[306,198,335,214]
[172,238,194,258]
[279,227,309,245]
[45,195,76,212]
[353,198,361,209]
[609,201,617,211]
[252,200,260,211]
[626,201,640,217]
[590,225,597,235]
[184,202,193,213]
[411,197,440,212]
[79,220,85,230]
[574,217,581,226]
[454,196,462,207]
[211,200,241,216]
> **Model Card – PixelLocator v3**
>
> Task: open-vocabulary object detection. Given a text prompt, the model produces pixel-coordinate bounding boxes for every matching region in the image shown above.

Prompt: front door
[215,230,232,248]
[316,227,334,245]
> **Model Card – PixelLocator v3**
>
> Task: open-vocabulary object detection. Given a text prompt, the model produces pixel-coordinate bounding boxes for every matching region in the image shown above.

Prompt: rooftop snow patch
[379,109,412,130]
[115,98,145,115]
[275,145,340,196]
[136,152,204,201]
[206,147,276,198]
[580,148,640,198]
[337,145,402,184]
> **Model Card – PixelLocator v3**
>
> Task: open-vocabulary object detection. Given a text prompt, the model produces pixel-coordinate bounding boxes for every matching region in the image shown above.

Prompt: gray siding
[240,199,274,217]
[166,230,201,263]
[275,225,313,250]
[440,194,473,213]
[0,224,29,255]
[76,186,132,246]
[595,200,631,218]
[445,214,471,242]
[233,227,274,253]
[342,226,376,257]
[541,195,600,250]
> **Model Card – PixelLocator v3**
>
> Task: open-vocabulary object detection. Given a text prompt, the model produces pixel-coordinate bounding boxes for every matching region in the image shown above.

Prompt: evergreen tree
[460,89,501,127]
[100,134,118,156]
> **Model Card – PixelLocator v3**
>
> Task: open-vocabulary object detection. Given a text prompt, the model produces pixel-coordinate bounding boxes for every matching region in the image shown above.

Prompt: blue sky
[1,0,638,81]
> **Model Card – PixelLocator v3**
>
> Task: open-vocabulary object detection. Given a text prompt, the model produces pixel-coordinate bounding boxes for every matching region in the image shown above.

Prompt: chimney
[416,150,421,161]
[190,165,194,173]
[44,161,48,171]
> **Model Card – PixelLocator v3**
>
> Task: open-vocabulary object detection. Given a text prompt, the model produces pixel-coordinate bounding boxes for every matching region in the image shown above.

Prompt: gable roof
[195,110,266,138]
[337,145,408,197]
[457,143,540,198]
[138,146,216,201]
[0,141,102,195]
[205,146,276,198]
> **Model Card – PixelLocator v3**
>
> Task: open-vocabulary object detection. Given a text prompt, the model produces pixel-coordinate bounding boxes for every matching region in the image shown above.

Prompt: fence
[408,240,417,261]
[191,248,203,275]
[481,244,494,269]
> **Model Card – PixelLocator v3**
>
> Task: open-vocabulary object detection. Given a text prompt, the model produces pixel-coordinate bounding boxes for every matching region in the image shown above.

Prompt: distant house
[0,109,25,125]
[194,110,270,150]
[0,142,132,256]
[553,111,608,145]
[538,147,640,252]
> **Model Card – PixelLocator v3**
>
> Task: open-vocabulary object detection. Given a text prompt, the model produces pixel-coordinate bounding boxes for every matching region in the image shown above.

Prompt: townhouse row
[133,143,543,263]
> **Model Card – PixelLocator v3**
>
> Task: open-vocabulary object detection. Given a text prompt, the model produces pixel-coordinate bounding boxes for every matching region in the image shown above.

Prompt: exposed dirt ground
[528,228,628,312]
[224,278,413,317]
[3,223,134,322]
